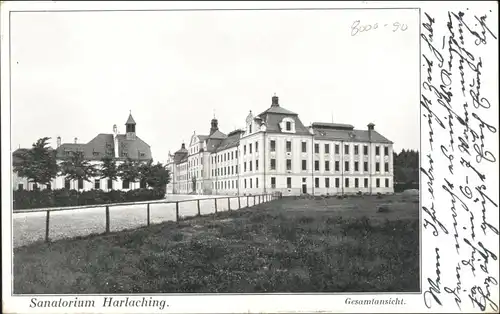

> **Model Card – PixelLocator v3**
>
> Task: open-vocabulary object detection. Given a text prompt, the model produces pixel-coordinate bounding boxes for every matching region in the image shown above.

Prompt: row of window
[209,176,391,190]
[212,150,240,164]
[270,159,390,172]
[267,141,390,156]
[18,179,146,191]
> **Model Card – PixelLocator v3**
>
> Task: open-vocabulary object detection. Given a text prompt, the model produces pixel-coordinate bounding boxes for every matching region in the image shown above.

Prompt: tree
[60,151,98,190]
[141,161,171,190]
[99,155,118,191]
[117,158,141,189]
[191,175,197,193]
[12,137,59,189]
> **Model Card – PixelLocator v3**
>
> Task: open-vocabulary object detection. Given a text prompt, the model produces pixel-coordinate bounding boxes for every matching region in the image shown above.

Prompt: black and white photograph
[1,1,498,313]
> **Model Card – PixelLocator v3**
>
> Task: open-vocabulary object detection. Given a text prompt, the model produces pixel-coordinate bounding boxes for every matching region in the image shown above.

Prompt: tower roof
[126,113,136,125]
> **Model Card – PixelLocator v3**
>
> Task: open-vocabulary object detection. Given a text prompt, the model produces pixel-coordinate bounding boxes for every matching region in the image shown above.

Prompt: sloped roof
[312,127,393,144]
[208,130,227,139]
[215,132,241,152]
[258,105,298,116]
[259,113,311,135]
[126,114,136,125]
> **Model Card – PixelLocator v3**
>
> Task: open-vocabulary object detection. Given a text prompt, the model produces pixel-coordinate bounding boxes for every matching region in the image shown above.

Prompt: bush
[13,187,165,210]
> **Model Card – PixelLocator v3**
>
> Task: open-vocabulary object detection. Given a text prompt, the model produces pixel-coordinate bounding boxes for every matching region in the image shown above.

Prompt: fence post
[247,196,249,208]
[254,195,256,206]
[214,198,218,213]
[197,199,201,216]
[238,196,241,209]
[228,197,231,211]
[105,205,110,233]
[175,201,180,222]
[45,210,50,242]
[147,203,150,226]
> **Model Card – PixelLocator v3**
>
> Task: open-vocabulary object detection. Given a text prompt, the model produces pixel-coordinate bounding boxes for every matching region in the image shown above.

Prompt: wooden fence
[15,193,280,243]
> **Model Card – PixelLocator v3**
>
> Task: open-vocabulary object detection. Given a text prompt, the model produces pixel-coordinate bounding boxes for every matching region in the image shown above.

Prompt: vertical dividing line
[238,196,241,209]
[214,198,218,213]
[45,210,50,243]
[247,196,249,208]
[254,195,256,206]
[175,201,179,222]
[197,199,201,216]
[105,206,110,233]
[228,197,231,211]
[147,203,150,226]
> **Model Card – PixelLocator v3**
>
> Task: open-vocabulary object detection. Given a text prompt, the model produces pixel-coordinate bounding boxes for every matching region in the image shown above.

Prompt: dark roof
[12,148,29,164]
[215,132,241,152]
[55,133,152,161]
[311,122,355,130]
[198,135,208,142]
[258,113,311,135]
[258,105,297,116]
[312,126,393,144]
[126,114,136,125]
[208,130,227,139]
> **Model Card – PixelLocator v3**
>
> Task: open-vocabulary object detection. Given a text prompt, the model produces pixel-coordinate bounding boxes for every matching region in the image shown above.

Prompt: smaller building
[12,113,152,191]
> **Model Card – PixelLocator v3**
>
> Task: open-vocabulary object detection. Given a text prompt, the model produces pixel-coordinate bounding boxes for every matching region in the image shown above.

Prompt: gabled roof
[215,132,241,152]
[208,130,227,139]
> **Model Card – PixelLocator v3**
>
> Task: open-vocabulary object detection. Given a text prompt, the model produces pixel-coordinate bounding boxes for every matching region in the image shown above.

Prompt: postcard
[1,1,498,313]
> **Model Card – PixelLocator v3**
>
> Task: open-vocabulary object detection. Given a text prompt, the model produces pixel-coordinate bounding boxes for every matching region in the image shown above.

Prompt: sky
[10,8,419,164]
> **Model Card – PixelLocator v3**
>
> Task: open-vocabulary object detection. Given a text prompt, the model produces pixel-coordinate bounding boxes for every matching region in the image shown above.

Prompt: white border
[2,1,498,313]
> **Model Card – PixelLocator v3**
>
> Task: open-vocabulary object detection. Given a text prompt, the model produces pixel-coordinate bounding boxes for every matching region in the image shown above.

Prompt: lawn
[13,193,419,294]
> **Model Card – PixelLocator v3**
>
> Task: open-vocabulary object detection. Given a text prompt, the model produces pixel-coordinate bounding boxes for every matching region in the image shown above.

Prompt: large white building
[167,95,394,196]
[12,113,153,191]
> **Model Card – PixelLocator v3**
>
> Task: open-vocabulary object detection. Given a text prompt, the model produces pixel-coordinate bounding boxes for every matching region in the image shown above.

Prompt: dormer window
[286,121,291,131]
[249,124,252,133]
[280,117,296,134]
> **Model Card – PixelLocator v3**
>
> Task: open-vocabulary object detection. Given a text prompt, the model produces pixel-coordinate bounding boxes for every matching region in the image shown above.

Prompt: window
[364,178,369,188]
[287,177,292,188]
[231,152,234,159]
[355,178,359,188]
[302,177,306,183]
[384,146,389,156]
[302,160,307,170]
[271,159,276,170]
[376,162,380,172]
[344,144,350,155]
[376,178,380,188]
[286,121,292,131]
[256,160,259,171]
[335,161,340,171]
[345,178,349,188]
[335,178,340,187]
[286,159,292,171]
[354,145,359,155]
[325,161,330,171]
[315,178,319,188]
[249,161,253,171]
[354,161,359,172]
[376,146,380,156]
[256,178,259,188]
[249,144,252,154]
[286,141,292,152]
[236,151,238,158]
[255,142,259,152]
[364,162,368,172]
[65,179,71,190]
[244,162,247,172]
[270,140,276,152]
[94,179,101,190]
[249,124,252,133]
[18,183,24,190]
[325,144,330,154]
[250,179,253,189]
[315,160,320,171]
[302,142,307,153]
[345,161,350,172]
[244,145,247,155]
[314,143,320,154]
[244,179,247,189]
[122,180,130,189]
[325,178,330,188]
[232,181,234,189]
[335,144,340,154]
[271,177,276,188]
[364,145,368,155]
[232,166,234,175]
[385,178,390,187]
[236,165,238,173]
[385,162,389,172]
[78,178,84,190]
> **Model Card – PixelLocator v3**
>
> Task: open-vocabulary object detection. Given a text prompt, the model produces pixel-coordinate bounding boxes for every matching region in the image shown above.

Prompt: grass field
[13,193,419,294]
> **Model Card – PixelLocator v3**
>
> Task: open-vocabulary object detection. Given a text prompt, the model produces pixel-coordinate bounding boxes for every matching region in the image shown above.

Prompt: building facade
[12,113,153,191]
[167,95,394,196]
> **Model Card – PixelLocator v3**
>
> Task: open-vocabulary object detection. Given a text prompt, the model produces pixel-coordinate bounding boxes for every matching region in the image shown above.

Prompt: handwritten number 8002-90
[351,20,408,36]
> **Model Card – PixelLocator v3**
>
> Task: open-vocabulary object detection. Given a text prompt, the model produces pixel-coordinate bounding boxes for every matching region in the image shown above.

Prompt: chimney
[367,123,375,141]
[271,94,279,107]
[74,137,78,144]
[113,124,118,136]
[57,136,61,148]
[181,143,186,150]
